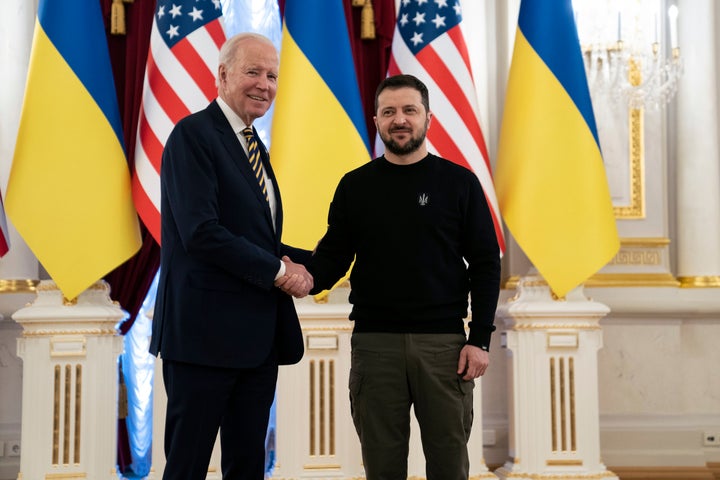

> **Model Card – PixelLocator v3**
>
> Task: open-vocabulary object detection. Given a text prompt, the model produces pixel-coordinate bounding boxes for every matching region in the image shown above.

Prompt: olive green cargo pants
[349,333,474,480]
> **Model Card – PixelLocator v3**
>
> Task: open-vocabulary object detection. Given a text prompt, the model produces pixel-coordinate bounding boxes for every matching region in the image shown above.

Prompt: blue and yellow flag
[495,0,619,297]
[6,0,141,300]
[272,0,371,251]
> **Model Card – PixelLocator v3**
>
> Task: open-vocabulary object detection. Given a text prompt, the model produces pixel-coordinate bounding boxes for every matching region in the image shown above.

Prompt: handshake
[274,255,314,298]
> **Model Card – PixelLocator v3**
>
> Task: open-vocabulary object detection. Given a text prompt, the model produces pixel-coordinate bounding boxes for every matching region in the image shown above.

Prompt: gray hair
[217,32,276,79]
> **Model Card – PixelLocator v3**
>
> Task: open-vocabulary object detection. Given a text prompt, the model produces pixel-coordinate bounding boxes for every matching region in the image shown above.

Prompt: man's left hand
[457,344,489,380]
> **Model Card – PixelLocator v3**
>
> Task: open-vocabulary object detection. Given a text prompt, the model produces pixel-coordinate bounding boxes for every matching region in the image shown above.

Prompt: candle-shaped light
[617,10,622,41]
[654,12,659,43]
[668,5,679,49]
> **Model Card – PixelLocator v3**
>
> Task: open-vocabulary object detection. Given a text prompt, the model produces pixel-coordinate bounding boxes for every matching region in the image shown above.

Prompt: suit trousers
[161,353,278,480]
[348,333,474,480]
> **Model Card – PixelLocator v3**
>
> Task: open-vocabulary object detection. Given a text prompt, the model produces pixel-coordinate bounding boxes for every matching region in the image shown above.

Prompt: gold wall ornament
[613,104,645,219]
[0,279,39,294]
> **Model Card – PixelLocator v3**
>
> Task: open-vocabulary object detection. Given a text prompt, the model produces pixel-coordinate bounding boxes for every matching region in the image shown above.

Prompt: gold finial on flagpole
[360,0,376,40]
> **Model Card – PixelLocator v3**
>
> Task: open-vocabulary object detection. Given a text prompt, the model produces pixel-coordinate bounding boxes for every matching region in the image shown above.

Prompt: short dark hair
[374,74,430,113]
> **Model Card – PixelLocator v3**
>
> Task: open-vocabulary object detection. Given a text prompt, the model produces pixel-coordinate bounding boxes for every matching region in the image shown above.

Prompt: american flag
[132,0,226,244]
[388,0,505,253]
[0,193,9,257]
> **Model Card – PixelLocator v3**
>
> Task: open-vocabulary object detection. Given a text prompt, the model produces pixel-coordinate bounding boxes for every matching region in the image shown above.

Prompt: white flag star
[410,31,424,46]
[189,7,203,21]
[166,24,180,38]
[169,4,182,18]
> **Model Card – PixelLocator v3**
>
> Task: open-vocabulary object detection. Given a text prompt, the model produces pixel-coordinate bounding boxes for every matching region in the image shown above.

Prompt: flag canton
[397,0,462,55]
[156,0,223,48]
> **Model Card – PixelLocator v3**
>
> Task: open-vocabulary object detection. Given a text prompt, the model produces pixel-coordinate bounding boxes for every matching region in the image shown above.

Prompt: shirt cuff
[275,260,286,280]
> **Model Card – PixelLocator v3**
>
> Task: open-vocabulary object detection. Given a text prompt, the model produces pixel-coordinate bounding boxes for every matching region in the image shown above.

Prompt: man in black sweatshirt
[307,74,501,480]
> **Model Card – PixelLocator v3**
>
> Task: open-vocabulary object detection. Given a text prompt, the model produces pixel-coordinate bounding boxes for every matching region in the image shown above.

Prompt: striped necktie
[241,127,268,201]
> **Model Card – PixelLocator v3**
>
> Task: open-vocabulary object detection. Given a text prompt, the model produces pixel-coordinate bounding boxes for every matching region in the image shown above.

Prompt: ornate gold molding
[22,328,118,338]
[0,279,39,294]
[303,464,342,470]
[619,237,670,247]
[678,276,720,288]
[613,60,645,219]
[547,459,583,466]
[504,272,679,290]
[405,476,497,480]
[585,273,679,287]
[495,469,617,479]
[300,325,353,332]
[512,323,601,331]
[44,474,87,479]
[610,465,716,480]
[608,250,660,266]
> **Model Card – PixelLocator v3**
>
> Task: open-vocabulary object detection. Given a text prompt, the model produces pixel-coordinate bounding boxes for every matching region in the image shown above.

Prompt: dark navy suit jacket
[150,100,310,368]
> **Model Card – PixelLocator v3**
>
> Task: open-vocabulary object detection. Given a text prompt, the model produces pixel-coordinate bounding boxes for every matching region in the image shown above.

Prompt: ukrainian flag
[6,0,141,300]
[494,0,619,297]
[272,0,371,251]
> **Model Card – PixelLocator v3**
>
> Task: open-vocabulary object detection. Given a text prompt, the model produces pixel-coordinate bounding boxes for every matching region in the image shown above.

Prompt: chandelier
[574,1,682,110]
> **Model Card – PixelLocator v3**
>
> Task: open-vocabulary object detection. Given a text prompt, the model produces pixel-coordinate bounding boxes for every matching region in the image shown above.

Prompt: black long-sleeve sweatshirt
[308,154,501,350]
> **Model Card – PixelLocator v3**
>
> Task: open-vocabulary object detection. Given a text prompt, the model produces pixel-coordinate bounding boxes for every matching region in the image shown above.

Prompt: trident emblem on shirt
[418,193,429,206]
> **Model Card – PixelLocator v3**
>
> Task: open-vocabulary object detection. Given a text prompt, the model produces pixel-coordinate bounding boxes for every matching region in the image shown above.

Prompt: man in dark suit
[150,32,313,480]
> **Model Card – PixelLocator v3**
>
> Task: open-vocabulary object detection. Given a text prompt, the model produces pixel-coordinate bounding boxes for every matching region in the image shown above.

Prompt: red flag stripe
[132,2,226,244]
[137,113,163,172]
[206,18,226,49]
[394,39,493,186]
[448,26,474,80]
[132,175,161,242]
[172,38,218,102]
[146,52,192,123]
[417,39,490,167]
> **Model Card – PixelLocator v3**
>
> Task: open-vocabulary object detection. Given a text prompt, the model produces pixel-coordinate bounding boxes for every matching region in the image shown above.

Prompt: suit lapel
[209,102,275,230]
[257,136,283,239]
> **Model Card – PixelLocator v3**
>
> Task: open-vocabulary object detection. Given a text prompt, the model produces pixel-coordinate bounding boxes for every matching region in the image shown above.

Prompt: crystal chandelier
[575,1,682,110]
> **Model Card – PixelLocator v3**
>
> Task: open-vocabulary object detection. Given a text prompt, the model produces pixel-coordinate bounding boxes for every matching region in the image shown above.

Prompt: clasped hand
[274,255,314,298]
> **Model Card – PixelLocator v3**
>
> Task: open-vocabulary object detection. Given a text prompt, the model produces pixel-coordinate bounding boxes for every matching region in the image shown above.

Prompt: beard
[379,121,429,156]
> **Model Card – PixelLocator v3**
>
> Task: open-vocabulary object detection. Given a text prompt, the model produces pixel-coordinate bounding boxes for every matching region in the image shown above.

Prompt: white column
[675,0,720,287]
[494,276,618,480]
[14,280,125,480]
